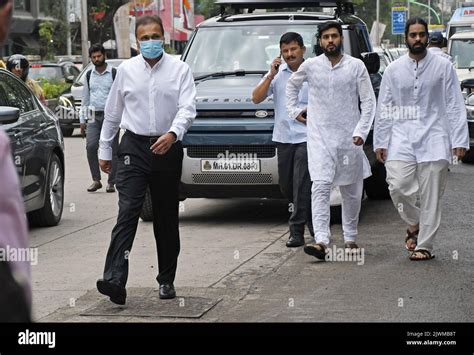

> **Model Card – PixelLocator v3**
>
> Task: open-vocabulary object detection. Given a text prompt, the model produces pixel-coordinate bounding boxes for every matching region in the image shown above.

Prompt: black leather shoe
[87,181,102,192]
[286,235,305,248]
[106,183,116,193]
[96,279,126,305]
[159,283,176,299]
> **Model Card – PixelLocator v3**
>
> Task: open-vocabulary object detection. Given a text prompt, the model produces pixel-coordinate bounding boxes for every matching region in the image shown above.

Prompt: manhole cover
[81,294,222,319]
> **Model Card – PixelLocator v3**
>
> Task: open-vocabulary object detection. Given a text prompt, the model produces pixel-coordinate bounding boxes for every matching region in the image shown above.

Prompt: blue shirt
[80,64,114,123]
[265,63,308,144]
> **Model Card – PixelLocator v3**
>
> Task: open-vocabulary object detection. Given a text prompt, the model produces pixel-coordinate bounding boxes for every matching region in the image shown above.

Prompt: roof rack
[216,0,354,16]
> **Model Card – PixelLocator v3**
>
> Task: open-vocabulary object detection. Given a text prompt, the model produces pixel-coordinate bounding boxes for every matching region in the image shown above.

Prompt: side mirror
[361,52,380,75]
[0,106,20,124]
[66,75,75,84]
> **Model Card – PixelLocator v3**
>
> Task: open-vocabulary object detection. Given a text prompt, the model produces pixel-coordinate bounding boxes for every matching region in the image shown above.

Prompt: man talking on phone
[252,32,313,248]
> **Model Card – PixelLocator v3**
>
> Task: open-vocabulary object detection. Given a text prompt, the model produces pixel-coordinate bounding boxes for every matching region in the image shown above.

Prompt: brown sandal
[405,229,419,251]
[409,249,435,261]
[344,242,361,253]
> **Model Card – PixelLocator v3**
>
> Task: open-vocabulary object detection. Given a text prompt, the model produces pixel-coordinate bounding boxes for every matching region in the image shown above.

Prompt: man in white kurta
[286,21,376,260]
[374,18,469,261]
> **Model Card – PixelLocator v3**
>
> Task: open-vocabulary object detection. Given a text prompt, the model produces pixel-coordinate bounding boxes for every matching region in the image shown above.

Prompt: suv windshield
[451,39,474,69]
[185,25,352,75]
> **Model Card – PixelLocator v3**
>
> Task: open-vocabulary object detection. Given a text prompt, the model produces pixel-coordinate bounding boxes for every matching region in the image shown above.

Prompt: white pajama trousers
[311,178,364,246]
[385,160,449,253]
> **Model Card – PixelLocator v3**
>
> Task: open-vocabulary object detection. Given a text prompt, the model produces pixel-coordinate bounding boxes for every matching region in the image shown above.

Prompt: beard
[323,43,342,57]
[407,41,427,55]
[93,59,106,67]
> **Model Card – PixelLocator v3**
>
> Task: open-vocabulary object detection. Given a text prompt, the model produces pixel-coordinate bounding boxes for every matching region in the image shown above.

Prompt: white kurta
[374,51,469,163]
[286,54,376,185]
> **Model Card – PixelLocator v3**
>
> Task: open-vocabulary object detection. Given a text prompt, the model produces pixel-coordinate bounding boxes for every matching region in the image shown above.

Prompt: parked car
[139,0,389,222]
[0,68,65,227]
[29,61,80,84]
[448,31,474,83]
[56,59,125,137]
[461,78,474,163]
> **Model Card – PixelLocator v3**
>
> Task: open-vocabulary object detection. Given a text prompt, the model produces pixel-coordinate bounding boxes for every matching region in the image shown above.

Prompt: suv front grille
[186,145,276,158]
[197,109,274,119]
[192,173,272,184]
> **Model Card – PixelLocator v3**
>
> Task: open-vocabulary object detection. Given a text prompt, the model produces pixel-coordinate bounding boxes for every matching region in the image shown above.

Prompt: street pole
[81,0,89,66]
[376,0,380,46]
[407,0,410,19]
[428,0,431,27]
[171,0,175,51]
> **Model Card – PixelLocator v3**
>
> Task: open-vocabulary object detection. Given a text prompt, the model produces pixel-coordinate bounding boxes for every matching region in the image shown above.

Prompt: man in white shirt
[287,21,376,260]
[252,32,313,248]
[374,17,468,261]
[427,32,452,62]
[96,15,196,304]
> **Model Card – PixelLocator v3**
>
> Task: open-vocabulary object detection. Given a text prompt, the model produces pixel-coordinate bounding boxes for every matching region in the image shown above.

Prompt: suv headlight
[467,94,474,107]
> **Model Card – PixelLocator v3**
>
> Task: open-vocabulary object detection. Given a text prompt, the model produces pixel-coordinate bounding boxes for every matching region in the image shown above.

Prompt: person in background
[6,54,46,104]
[252,32,314,248]
[80,44,119,193]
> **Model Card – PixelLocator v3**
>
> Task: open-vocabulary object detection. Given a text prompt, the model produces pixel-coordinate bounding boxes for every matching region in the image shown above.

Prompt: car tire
[61,127,74,137]
[461,149,474,164]
[28,154,64,227]
[364,161,390,200]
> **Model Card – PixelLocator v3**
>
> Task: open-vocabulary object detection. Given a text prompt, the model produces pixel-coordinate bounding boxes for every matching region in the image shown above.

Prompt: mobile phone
[274,53,281,71]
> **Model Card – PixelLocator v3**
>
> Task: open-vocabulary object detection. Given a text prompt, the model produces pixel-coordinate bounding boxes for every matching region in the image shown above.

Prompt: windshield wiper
[194,70,267,81]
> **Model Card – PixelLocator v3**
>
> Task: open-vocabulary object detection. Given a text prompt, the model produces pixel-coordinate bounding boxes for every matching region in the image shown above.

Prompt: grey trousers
[277,142,314,238]
[86,113,119,184]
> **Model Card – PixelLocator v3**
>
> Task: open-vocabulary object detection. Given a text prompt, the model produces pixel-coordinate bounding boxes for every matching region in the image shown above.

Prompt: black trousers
[103,131,183,287]
[276,142,314,238]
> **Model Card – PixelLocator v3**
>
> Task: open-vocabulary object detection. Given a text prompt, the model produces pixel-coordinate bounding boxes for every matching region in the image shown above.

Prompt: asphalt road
[30,132,473,322]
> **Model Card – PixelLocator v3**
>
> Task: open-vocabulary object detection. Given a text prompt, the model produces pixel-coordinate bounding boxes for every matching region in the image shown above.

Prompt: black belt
[124,130,162,143]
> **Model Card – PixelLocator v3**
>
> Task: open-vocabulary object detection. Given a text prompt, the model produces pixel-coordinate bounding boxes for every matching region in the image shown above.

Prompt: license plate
[201,159,260,172]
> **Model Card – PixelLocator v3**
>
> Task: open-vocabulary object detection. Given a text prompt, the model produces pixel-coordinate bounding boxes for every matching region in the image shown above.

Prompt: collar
[281,58,305,73]
[322,52,345,68]
[93,63,112,75]
[407,48,432,65]
[139,53,166,71]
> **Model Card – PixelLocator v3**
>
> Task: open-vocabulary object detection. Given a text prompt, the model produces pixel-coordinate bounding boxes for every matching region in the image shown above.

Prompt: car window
[0,73,35,113]
[29,66,63,81]
[65,64,80,78]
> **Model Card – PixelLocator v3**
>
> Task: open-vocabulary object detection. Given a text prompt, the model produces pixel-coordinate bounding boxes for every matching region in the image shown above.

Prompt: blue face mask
[140,39,164,59]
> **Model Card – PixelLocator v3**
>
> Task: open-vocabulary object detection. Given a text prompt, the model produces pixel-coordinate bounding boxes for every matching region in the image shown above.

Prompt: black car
[0,68,65,227]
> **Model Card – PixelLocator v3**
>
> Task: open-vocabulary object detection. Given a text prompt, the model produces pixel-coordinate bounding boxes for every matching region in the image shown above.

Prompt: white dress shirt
[374,51,469,163]
[287,54,376,185]
[260,63,309,144]
[99,53,196,161]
